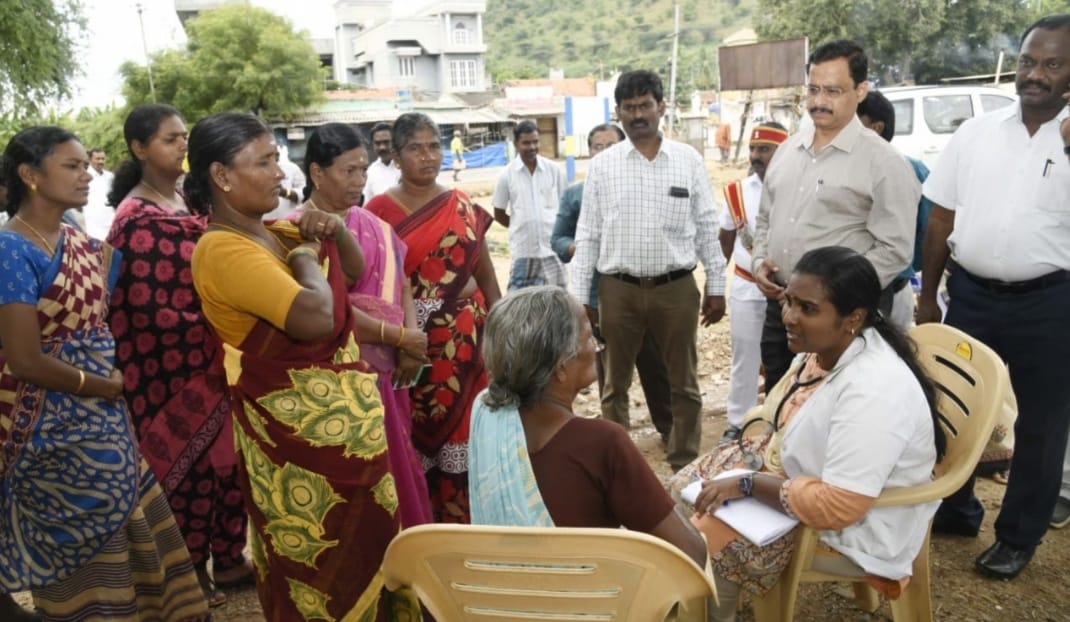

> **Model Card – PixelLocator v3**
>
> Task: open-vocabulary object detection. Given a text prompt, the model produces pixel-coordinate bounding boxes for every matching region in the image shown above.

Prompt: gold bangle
[395,325,405,348]
[75,370,86,394]
[286,246,318,265]
[379,320,386,344]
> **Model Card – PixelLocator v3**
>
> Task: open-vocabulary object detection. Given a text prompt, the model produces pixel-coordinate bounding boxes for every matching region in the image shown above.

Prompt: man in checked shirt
[571,69,727,471]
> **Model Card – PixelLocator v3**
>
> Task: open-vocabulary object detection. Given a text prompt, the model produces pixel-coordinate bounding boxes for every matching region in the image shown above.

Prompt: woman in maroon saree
[187,112,419,621]
[366,112,501,523]
[106,104,250,606]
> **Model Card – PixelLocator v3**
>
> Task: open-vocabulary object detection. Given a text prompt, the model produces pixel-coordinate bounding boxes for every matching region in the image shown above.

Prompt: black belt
[891,277,910,293]
[952,261,1070,295]
[606,267,694,289]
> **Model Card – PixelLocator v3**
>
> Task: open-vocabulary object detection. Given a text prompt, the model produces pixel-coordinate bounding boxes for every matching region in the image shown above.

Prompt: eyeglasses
[619,101,657,115]
[805,85,850,99]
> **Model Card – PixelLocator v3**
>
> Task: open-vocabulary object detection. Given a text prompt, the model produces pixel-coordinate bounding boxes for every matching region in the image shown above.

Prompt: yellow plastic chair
[382,524,716,621]
[751,323,1009,622]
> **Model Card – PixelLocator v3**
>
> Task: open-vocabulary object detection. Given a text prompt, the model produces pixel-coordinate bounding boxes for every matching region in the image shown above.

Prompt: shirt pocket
[1036,163,1070,217]
[660,181,692,234]
[818,183,870,220]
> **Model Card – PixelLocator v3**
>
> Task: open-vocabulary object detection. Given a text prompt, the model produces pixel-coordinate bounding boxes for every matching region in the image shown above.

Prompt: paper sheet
[681,468,800,546]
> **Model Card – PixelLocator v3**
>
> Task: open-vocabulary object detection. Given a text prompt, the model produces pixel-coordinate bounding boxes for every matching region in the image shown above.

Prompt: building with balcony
[333,0,488,95]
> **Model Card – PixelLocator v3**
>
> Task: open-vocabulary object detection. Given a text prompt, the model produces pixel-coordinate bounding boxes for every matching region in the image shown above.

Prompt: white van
[882,85,1016,168]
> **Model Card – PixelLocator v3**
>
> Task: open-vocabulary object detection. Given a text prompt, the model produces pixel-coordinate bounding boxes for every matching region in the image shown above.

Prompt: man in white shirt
[571,69,726,470]
[85,148,115,239]
[264,144,305,220]
[492,120,567,290]
[917,14,1070,580]
[717,122,787,444]
[364,122,400,201]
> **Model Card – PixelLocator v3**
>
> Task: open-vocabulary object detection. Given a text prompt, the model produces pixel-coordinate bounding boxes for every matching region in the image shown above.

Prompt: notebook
[681,468,800,547]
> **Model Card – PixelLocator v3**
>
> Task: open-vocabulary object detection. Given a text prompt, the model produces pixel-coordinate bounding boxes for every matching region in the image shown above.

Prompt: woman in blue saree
[0,126,209,621]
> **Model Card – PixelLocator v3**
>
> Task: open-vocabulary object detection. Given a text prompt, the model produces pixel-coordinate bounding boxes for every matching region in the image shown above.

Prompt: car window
[980,94,1014,112]
[892,99,913,135]
[923,95,973,134]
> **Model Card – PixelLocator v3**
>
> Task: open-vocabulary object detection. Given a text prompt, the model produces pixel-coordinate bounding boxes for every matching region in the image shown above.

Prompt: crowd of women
[1,101,943,622]
[0,105,498,620]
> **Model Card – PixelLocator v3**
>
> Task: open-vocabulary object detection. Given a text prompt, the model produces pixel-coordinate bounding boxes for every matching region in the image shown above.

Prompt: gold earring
[29,183,36,192]
[223,185,232,192]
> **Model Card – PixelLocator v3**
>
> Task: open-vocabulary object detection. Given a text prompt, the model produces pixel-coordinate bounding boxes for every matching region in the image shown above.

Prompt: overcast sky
[73,0,338,110]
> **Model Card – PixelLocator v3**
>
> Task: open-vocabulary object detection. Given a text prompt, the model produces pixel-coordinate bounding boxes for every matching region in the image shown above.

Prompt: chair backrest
[877,323,1008,507]
[382,524,716,621]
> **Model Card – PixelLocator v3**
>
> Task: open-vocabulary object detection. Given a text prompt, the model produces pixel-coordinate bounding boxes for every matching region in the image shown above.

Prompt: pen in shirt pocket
[1043,158,1054,178]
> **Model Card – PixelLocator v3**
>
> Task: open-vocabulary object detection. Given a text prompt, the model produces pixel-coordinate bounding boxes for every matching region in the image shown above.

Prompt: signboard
[719,38,808,91]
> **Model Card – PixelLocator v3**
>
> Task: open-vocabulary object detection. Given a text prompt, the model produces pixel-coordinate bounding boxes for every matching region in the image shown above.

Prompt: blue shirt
[550,182,599,307]
[904,156,933,279]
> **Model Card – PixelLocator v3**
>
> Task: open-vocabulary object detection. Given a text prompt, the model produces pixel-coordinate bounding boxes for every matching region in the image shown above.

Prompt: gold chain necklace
[209,221,288,261]
[13,215,57,256]
[141,179,182,210]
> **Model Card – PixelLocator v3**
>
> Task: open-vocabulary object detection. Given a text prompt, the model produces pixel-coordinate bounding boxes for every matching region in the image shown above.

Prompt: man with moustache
[717,121,787,444]
[551,123,674,446]
[364,122,400,200]
[571,70,726,471]
[752,39,920,390]
[916,14,1070,580]
[493,119,568,290]
[85,147,114,239]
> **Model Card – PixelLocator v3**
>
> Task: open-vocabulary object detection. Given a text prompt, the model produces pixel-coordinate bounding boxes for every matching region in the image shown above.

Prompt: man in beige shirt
[752,39,920,388]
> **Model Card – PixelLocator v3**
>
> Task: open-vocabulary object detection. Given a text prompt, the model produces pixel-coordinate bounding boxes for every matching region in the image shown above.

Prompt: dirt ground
[15,162,1067,620]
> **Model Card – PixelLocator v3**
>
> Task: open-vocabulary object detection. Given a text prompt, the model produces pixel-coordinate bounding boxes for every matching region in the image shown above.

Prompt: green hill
[484,0,757,90]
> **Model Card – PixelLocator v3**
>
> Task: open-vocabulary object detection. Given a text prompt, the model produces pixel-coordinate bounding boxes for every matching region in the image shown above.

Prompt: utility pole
[667,1,679,138]
[136,2,157,102]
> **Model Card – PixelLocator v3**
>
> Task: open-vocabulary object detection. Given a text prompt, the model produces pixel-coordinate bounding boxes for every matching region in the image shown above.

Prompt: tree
[70,106,128,166]
[120,5,324,120]
[754,0,1038,85]
[0,0,86,117]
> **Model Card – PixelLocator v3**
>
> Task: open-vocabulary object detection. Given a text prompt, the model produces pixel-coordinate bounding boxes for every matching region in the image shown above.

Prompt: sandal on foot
[196,569,228,608]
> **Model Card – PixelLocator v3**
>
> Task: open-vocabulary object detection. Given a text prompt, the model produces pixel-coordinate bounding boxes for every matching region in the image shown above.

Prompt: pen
[1044,158,1054,177]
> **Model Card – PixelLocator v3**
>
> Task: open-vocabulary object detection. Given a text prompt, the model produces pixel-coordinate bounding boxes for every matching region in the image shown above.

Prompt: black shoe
[718,425,742,445]
[975,540,1035,580]
[931,514,979,538]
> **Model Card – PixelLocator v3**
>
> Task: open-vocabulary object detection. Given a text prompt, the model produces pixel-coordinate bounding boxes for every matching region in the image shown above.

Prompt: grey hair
[391,112,440,152]
[481,286,582,410]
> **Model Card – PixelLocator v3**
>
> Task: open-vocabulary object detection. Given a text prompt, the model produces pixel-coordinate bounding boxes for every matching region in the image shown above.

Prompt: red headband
[750,126,788,145]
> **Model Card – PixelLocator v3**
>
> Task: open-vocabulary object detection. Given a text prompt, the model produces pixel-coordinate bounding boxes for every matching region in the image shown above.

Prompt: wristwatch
[738,472,755,497]
[1063,144,1070,155]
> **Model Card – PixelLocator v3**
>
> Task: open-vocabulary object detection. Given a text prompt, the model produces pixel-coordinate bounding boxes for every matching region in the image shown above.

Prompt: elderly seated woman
[670,246,946,622]
[467,285,707,568]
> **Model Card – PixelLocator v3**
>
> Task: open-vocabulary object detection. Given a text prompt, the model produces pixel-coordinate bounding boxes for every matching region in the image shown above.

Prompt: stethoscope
[737,355,825,471]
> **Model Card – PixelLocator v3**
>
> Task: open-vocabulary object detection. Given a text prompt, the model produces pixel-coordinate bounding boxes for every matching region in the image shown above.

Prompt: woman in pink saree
[287,123,432,527]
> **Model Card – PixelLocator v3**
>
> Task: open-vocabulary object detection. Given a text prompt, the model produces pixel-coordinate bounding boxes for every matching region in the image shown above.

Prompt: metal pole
[993,50,1004,86]
[667,1,679,138]
[136,2,157,102]
[565,96,575,183]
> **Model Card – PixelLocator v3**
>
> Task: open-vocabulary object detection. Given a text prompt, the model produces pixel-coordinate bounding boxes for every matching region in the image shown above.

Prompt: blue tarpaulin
[442,141,508,170]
